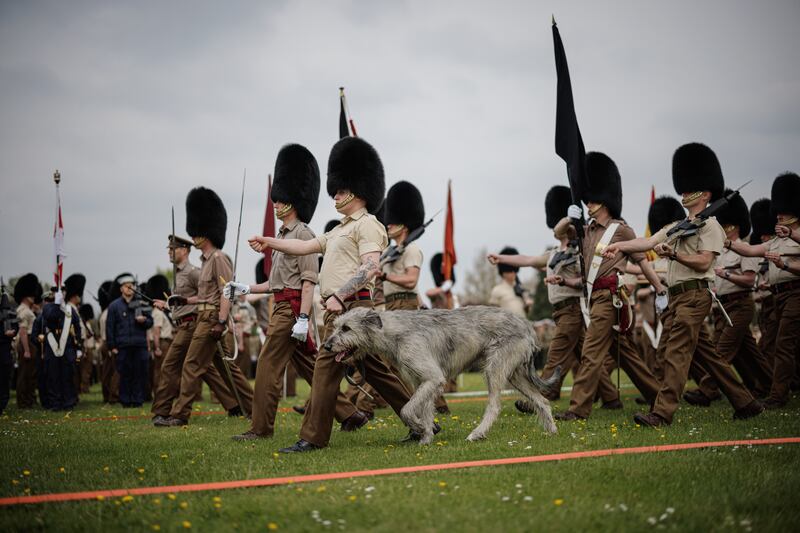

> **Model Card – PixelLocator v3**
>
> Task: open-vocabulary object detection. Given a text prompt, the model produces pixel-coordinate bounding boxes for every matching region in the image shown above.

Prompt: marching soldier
[97,280,120,404]
[152,234,243,423]
[555,152,666,421]
[37,274,84,411]
[750,199,777,371]
[426,253,458,309]
[1,281,20,415]
[76,304,96,394]
[726,172,800,409]
[106,274,153,407]
[14,273,41,408]
[605,143,763,426]
[155,188,254,426]
[249,136,415,452]
[381,180,450,414]
[230,143,367,440]
[489,186,618,407]
[684,190,773,404]
[488,247,533,318]
[147,274,173,398]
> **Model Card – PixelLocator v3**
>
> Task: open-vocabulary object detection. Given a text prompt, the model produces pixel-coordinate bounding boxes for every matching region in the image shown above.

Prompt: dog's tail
[525,329,561,391]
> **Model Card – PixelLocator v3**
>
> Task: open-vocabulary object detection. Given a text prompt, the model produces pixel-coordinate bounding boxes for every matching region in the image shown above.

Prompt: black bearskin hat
[326,137,385,214]
[545,186,573,229]
[64,273,86,301]
[98,280,113,310]
[384,181,425,232]
[146,274,171,300]
[14,273,40,303]
[771,172,800,218]
[672,143,724,202]
[79,303,94,322]
[583,152,622,219]
[430,253,456,288]
[749,199,775,244]
[324,219,340,234]
[716,189,751,239]
[498,247,520,275]
[186,187,227,249]
[255,258,268,285]
[271,144,321,224]
[648,196,685,235]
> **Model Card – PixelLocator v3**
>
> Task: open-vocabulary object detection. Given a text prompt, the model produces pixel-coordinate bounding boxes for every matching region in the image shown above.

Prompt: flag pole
[53,169,64,303]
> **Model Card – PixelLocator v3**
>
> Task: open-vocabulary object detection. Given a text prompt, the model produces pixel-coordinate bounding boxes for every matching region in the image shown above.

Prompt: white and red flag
[53,171,65,300]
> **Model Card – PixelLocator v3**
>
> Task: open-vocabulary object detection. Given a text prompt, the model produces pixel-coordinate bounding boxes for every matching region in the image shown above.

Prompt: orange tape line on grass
[2,437,798,507]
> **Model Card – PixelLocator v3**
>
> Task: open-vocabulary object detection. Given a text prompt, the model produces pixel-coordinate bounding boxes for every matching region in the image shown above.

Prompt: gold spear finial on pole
[53,169,61,184]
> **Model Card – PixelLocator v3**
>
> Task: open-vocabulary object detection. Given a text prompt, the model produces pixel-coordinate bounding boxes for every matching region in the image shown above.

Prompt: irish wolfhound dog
[324,306,560,444]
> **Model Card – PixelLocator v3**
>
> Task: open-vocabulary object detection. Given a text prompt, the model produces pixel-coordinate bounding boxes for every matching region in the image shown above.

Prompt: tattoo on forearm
[335,259,377,300]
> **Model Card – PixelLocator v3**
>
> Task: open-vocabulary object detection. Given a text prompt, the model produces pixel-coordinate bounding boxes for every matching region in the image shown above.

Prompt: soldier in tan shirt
[606,143,762,426]
[488,246,531,319]
[155,188,254,426]
[14,273,41,408]
[727,172,800,408]
[555,152,665,422]
[229,144,366,440]
[684,192,772,405]
[250,137,413,452]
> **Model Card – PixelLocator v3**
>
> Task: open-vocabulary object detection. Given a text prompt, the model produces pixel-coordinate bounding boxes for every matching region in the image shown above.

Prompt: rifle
[380,208,443,267]
[665,181,751,244]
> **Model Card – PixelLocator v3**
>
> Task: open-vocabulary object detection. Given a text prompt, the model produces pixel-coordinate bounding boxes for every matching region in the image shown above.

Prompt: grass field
[1,373,798,532]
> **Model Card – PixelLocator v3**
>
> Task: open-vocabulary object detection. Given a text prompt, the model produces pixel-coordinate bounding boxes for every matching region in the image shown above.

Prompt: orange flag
[442,180,457,281]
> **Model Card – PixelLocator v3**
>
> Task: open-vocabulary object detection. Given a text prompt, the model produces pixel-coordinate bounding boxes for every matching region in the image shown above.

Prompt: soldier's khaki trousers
[149,338,171,400]
[248,301,357,436]
[652,289,753,422]
[15,339,39,408]
[299,300,412,448]
[100,344,119,404]
[767,287,800,404]
[151,318,244,418]
[696,297,772,398]
[568,291,661,418]
[757,295,777,369]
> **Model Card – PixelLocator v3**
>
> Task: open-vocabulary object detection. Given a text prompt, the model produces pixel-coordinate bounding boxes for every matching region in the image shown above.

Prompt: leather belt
[552,297,580,312]
[344,290,372,302]
[771,279,800,294]
[274,288,303,302]
[385,292,417,303]
[196,303,218,312]
[174,314,197,325]
[668,279,710,297]
[591,274,618,294]
[717,291,751,305]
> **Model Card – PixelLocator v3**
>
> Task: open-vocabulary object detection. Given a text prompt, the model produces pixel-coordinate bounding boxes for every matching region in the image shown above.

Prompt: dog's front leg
[413,380,442,445]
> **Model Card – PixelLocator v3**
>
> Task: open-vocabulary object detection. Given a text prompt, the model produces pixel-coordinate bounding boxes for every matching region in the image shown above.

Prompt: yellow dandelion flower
[137,468,145,474]
[22,470,30,476]
[554,499,564,506]
[103,466,110,473]
[438,481,447,488]
[348,495,357,502]
[58,467,65,473]
[214,503,222,509]
[96,495,105,501]
[12,480,19,485]
[212,496,222,503]
[167,493,177,500]
[182,521,192,529]
[153,499,161,505]
[267,523,279,530]
[272,453,279,459]
[122,495,134,503]
[160,454,168,459]
[316,486,326,493]
[152,525,161,531]
[179,501,189,509]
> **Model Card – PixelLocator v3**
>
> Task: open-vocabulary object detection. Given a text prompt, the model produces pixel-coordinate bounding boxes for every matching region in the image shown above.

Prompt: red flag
[53,171,65,296]
[262,174,275,277]
[442,180,456,282]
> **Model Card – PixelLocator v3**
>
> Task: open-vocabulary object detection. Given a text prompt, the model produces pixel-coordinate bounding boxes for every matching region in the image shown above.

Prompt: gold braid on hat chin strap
[275,204,293,218]
[588,204,603,217]
[782,216,799,226]
[335,193,355,210]
[681,191,703,206]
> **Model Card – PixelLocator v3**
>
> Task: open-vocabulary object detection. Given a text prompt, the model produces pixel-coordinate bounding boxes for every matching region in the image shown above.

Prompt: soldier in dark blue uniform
[106,273,153,407]
[0,281,20,415]
[37,275,84,411]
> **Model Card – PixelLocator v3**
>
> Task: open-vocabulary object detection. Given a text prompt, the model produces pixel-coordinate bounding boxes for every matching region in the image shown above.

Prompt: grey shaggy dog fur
[325,306,560,444]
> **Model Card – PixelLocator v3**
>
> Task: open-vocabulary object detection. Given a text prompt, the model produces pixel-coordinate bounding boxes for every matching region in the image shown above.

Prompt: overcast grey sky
[1,0,798,305]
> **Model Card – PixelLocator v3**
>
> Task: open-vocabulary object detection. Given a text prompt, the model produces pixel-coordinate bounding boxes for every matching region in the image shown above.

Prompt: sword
[708,289,733,327]
[222,169,247,363]
[171,206,177,293]
[214,338,246,415]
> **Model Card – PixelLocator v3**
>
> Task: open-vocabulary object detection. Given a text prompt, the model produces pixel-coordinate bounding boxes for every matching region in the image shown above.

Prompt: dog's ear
[361,310,383,329]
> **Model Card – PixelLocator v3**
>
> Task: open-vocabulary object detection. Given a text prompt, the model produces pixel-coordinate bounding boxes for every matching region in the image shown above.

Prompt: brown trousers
[15,338,39,408]
[299,300,412,448]
[697,297,772,398]
[169,310,253,421]
[249,301,357,436]
[767,287,800,404]
[652,289,754,422]
[149,338,171,400]
[568,291,660,418]
[78,349,93,394]
[151,319,242,417]
[637,323,663,381]
[100,343,120,404]
[758,295,778,369]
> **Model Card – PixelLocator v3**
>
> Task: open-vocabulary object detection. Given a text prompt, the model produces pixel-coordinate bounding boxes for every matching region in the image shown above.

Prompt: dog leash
[345,360,374,401]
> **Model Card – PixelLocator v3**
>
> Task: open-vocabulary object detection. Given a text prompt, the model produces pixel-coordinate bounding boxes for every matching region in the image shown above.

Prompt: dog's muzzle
[334,348,355,363]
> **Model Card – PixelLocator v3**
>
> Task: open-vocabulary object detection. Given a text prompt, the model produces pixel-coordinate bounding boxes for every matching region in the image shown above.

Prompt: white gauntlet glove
[291,315,309,342]
[655,292,669,314]
[223,281,250,299]
[567,204,583,220]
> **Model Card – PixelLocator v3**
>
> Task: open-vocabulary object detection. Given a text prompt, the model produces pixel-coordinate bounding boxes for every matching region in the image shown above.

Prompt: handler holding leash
[249,137,414,453]
[229,144,368,441]
[604,143,763,426]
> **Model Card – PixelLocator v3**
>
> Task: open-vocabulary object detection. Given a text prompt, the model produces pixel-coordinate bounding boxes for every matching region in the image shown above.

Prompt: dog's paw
[419,434,433,446]
[466,431,486,442]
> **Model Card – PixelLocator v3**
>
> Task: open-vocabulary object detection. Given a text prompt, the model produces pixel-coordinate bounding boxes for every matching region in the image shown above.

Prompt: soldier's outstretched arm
[638,259,667,294]
[248,235,321,257]
[487,252,547,269]
[727,239,767,257]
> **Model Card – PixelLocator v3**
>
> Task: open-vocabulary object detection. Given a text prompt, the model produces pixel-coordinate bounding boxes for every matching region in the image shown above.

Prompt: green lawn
[1,373,798,532]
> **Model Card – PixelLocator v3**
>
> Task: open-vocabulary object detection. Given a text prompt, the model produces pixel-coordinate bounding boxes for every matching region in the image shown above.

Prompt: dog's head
[323,307,383,365]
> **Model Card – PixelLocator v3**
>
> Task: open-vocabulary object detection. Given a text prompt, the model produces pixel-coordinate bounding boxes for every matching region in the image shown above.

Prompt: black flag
[552,19,587,206]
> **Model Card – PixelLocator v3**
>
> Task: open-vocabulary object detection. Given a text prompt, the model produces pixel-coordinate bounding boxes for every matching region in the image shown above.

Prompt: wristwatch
[217,318,226,326]
[725,271,731,279]
[298,313,309,319]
